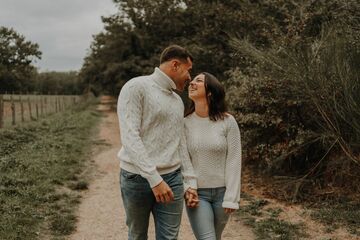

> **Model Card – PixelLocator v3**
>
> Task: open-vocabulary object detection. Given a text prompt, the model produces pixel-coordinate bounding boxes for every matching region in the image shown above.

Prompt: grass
[236,194,307,240]
[0,99,101,239]
[310,201,360,236]
[254,218,306,240]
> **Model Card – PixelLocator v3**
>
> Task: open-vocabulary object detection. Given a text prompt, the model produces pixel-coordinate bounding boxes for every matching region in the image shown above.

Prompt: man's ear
[171,59,180,71]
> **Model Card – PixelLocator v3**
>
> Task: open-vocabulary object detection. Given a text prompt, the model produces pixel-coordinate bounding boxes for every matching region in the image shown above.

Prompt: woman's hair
[185,72,228,121]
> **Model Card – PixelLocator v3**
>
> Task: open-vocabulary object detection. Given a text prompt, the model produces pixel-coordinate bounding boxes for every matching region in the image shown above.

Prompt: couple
[117,45,242,240]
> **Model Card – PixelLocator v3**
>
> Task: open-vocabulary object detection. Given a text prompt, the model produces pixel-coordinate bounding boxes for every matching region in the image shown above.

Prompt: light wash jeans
[120,168,184,240]
[186,187,230,240]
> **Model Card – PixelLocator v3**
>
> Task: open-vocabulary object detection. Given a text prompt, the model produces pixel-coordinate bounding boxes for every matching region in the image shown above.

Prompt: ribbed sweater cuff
[184,179,197,192]
[146,173,163,188]
[222,201,239,209]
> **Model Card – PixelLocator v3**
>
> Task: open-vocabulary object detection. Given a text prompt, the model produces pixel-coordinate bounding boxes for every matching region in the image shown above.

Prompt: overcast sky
[0,0,117,72]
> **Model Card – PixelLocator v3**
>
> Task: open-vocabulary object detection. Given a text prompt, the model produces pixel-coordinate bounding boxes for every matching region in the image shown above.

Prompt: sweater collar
[152,67,176,91]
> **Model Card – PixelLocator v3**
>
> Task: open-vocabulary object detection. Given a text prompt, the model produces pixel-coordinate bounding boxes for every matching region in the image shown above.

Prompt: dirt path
[68,96,254,240]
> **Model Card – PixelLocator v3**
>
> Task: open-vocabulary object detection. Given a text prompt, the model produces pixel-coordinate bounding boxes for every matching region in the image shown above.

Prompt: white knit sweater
[184,113,242,209]
[117,67,197,190]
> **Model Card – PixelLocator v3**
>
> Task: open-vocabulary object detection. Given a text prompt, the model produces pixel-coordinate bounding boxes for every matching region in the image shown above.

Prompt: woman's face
[188,74,207,101]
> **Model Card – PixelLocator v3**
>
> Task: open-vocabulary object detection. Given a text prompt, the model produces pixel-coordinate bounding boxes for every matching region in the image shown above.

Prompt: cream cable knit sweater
[184,113,242,209]
[117,67,197,190]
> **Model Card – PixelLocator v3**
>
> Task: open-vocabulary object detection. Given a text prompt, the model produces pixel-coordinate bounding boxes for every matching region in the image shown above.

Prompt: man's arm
[118,82,174,203]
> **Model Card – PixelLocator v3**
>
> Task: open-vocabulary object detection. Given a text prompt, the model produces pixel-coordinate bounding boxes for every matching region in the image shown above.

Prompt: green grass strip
[0,100,101,239]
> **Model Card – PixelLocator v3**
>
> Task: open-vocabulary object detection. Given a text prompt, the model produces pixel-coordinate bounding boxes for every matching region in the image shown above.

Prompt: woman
[184,72,242,240]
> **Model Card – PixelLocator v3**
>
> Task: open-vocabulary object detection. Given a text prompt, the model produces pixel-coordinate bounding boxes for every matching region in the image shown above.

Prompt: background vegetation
[1,0,359,213]
[79,0,360,202]
[0,26,84,95]
[0,100,100,239]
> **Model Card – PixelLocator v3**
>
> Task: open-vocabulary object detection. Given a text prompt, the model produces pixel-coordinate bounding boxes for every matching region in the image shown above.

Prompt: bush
[227,17,360,200]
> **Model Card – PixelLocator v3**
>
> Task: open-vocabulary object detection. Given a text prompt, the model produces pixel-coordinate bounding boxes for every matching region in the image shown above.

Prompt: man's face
[173,57,193,92]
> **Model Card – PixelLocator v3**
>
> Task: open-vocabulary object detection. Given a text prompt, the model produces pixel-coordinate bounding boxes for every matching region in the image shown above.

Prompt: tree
[0,26,41,93]
[34,71,82,95]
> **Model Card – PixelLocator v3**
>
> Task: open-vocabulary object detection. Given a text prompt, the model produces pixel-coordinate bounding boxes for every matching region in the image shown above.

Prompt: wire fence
[0,94,82,128]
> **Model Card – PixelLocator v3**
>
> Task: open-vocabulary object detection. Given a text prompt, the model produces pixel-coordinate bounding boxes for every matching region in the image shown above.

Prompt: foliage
[254,218,306,240]
[227,0,360,199]
[0,27,82,95]
[81,0,303,95]
[34,71,83,95]
[236,193,307,240]
[0,26,41,93]
[310,201,360,235]
[81,0,360,199]
[0,101,100,239]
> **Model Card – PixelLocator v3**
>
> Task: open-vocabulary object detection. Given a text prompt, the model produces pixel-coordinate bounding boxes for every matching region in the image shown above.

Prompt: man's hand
[152,181,174,203]
[185,188,199,208]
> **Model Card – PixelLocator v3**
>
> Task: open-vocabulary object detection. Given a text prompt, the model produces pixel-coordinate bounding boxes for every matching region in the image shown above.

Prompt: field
[0,97,101,239]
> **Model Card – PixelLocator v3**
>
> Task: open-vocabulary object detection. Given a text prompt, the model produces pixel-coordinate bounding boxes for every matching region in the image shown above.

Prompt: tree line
[81,0,360,200]
[0,27,83,95]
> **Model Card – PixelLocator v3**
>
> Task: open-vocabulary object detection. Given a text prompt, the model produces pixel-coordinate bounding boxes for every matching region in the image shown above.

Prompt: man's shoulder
[121,75,153,92]
[125,75,152,86]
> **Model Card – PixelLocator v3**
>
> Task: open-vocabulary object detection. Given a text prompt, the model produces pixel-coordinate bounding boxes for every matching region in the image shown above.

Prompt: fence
[0,94,82,128]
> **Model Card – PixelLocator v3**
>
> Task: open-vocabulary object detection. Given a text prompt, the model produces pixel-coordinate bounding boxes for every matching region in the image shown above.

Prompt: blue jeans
[120,168,184,240]
[186,187,230,240]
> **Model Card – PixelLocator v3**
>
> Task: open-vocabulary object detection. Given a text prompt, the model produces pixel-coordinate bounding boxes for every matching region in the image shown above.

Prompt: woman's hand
[224,208,236,214]
[185,188,199,208]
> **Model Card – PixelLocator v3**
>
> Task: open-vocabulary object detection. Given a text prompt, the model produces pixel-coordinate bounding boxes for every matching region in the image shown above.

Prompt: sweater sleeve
[222,115,242,209]
[179,121,197,191]
[117,81,162,188]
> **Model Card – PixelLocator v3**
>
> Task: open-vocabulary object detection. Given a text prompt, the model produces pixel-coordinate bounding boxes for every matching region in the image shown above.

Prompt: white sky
[0,0,117,72]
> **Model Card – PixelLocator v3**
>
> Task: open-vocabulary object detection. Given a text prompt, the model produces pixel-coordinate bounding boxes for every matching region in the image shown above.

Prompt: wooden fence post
[28,97,33,120]
[55,97,58,113]
[58,97,61,112]
[11,94,15,125]
[40,95,44,116]
[35,95,39,120]
[44,97,47,115]
[0,95,3,128]
[20,95,24,122]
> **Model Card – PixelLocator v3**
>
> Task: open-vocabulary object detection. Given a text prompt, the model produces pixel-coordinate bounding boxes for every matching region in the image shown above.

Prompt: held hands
[152,180,174,203]
[224,208,236,214]
[184,188,199,208]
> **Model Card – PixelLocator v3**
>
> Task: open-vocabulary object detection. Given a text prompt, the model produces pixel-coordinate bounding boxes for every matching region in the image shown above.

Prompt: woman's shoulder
[224,112,235,120]
[223,113,238,126]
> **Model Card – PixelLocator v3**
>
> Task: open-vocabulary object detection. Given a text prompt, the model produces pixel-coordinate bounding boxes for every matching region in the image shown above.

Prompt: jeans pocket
[121,170,140,181]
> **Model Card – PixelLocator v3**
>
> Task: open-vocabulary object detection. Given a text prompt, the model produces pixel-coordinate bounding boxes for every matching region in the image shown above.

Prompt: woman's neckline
[193,112,209,120]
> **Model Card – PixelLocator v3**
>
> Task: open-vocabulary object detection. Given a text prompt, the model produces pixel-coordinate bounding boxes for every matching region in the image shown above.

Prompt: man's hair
[160,45,193,64]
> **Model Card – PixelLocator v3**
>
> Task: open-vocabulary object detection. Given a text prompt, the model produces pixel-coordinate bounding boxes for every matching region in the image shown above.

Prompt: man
[117,45,198,240]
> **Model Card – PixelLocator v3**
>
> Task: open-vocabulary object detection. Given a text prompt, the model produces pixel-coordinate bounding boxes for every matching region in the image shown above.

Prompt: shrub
[227,15,360,200]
